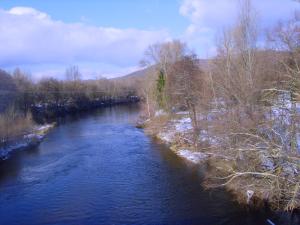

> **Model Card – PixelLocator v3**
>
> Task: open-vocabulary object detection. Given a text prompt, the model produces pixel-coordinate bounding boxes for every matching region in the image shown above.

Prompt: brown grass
[0,108,34,144]
[143,114,173,136]
[203,131,300,211]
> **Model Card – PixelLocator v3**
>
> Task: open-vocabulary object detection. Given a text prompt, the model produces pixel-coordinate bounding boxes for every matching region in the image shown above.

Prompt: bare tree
[12,68,35,113]
[168,54,204,148]
[214,0,260,115]
[65,65,82,81]
[203,1,300,211]
[141,40,188,110]
[138,67,157,118]
[38,78,62,104]
[64,65,83,100]
[268,12,300,153]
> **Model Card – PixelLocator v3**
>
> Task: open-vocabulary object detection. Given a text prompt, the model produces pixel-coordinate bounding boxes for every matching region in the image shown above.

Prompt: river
[0,105,294,225]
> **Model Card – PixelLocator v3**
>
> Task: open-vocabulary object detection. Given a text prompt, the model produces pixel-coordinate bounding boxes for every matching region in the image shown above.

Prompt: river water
[0,105,295,225]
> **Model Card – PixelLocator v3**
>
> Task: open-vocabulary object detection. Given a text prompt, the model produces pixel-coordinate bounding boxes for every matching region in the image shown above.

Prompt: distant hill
[113,66,153,82]
[0,70,16,112]
[115,59,210,82]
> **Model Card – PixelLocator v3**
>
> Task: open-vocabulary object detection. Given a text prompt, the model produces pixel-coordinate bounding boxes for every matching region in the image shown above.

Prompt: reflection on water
[0,104,297,225]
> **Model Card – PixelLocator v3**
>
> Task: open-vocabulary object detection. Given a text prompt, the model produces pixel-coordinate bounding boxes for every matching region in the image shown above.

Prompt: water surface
[0,105,293,225]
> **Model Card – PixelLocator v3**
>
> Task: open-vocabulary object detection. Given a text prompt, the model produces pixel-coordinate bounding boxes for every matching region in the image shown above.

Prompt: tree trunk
[187,101,199,150]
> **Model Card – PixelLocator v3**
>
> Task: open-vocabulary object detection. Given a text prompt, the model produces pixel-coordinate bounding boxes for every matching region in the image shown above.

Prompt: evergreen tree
[156,70,166,109]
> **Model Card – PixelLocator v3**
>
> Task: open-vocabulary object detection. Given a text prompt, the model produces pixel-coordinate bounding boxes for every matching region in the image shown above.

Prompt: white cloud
[180,0,236,28]
[0,7,169,78]
[180,0,300,57]
[8,6,49,19]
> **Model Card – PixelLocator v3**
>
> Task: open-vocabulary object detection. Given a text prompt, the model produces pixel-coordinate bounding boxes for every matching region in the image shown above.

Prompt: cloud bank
[0,7,169,78]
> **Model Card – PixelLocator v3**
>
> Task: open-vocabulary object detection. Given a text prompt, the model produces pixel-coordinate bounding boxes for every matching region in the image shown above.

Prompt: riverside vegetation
[138,0,300,212]
[0,66,139,159]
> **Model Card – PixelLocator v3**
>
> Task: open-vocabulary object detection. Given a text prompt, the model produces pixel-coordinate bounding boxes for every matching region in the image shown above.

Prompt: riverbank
[0,123,55,160]
[31,96,140,122]
[141,112,300,213]
[142,113,208,163]
[1,99,140,160]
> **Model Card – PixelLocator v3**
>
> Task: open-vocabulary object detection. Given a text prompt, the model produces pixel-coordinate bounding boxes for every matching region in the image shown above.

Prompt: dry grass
[143,114,173,136]
[0,108,34,144]
[203,126,300,211]
[145,107,300,211]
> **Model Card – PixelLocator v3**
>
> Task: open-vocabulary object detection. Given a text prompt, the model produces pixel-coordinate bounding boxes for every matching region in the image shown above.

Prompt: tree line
[0,65,139,142]
[11,66,139,114]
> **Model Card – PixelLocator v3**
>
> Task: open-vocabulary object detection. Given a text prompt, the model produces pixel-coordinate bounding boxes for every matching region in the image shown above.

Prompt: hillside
[115,59,209,82]
[112,66,153,83]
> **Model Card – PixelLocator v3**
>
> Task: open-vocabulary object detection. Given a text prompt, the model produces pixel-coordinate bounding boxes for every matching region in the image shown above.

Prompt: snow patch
[174,117,192,132]
[155,110,167,117]
[36,124,53,131]
[178,149,208,164]
[176,111,189,115]
[157,132,175,144]
[0,123,54,160]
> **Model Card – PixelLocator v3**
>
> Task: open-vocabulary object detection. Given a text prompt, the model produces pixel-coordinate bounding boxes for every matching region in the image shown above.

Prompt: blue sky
[0,0,299,79]
[1,0,187,35]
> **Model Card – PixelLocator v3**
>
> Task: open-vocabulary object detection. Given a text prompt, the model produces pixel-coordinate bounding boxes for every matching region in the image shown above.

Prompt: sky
[0,0,299,79]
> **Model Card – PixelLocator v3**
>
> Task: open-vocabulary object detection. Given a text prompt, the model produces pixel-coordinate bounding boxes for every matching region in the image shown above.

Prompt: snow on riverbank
[0,124,55,160]
[156,116,192,143]
[151,113,209,164]
[145,109,300,211]
[178,149,208,163]
[174,117,192,132]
